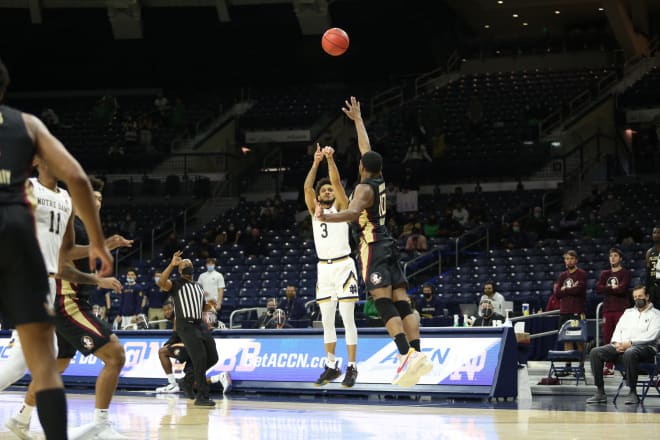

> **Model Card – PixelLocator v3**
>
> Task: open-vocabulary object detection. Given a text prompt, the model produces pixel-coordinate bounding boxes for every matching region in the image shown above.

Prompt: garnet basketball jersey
[29,177,72,274]
[312,205,351,259]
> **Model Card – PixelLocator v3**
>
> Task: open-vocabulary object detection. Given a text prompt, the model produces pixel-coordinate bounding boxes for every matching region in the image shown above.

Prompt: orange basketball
[322,28,349,56]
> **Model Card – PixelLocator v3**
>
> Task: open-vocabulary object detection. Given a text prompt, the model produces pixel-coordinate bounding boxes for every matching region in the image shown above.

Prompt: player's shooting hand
[90,243,113,277]
[342,96,361,121]
[106,234,134,250]
[313,143,324,165]
[322,146,335,159]
[171,250,183,267]
[98,277,123,292]
[314,200,325,221]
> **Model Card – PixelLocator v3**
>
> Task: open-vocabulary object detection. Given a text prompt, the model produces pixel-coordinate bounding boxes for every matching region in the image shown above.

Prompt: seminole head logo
[607,277,619,288]
[562,278,574,289]
[81,336,94,351]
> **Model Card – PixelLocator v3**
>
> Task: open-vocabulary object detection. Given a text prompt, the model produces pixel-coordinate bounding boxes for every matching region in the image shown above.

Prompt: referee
[158,251,217,407]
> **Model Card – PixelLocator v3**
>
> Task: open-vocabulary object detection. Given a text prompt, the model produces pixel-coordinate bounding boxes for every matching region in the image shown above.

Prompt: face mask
[482,308,493,318]
[181,266,194,276]
[424,293,432,299]
[207,265,215,272]
[126,277,135,284]
[635,299,647,309]
[512,226,520,233]
[267,306,276,313]
[154,277,160,285]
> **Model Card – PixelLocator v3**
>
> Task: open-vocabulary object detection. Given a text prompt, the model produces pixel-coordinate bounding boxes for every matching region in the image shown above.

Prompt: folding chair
[613,352,660,404]
[546,319,589,385]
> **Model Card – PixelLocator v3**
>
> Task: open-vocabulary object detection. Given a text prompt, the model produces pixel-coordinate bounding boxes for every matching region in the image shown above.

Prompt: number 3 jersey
[28,177,72,274]
[312,205,351,259]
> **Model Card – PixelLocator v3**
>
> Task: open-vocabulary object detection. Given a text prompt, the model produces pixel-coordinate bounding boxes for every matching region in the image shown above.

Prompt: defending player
[315,97,432,387]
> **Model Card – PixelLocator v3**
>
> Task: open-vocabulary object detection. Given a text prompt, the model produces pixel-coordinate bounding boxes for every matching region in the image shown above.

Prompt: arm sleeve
[611,270,631,297]
[594,271,608,295]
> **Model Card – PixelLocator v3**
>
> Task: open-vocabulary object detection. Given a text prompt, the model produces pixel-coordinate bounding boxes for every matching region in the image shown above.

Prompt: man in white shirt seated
[479,281,506,317]
[196,257,225,312]
[586,285,660,405]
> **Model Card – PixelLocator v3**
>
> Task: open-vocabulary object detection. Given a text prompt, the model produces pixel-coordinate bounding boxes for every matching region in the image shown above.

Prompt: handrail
[454,225,489,267]
[229,307,264,329]
[509,309,560,322]
[403,248,442,279]
[595,301,603,347]
[150,200,204,260]
[370,86,404,115]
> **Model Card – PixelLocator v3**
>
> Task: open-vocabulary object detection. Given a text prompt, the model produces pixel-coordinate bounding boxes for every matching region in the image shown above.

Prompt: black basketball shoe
[314,365,341,386]
[341,365,358,388]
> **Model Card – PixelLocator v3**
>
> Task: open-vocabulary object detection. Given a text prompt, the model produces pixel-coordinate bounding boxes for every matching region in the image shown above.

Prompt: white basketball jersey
[29,177,73,274]
[312,205,351,259]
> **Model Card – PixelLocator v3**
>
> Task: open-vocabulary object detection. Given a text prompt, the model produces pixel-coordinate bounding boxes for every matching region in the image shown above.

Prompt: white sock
[348,362,356,368]
[326,353,336,369]
[210,375,221,384]
[167,373,176,385]
[94,408,109,424]
[14,403,34,424]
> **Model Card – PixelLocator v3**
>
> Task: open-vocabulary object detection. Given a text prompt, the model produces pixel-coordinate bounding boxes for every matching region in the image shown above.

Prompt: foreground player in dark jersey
[0,57,112,439]
[315,96,432,387]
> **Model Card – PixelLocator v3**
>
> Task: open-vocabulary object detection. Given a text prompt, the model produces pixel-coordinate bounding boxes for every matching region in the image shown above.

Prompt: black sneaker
[181,374,195,400]
[341,365,358,388]
[194,397,216,407]
[314,365,341,386]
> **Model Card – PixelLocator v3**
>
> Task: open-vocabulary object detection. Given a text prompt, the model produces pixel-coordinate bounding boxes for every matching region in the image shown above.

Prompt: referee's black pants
[177,321,219,399]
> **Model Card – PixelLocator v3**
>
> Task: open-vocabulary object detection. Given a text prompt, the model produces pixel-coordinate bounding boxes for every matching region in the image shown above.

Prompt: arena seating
[618,65,660,108]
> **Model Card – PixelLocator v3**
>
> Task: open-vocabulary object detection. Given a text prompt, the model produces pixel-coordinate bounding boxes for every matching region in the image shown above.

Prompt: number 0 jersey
[28,177,73,274]
[353,176,391,244]
[312,205,351,260]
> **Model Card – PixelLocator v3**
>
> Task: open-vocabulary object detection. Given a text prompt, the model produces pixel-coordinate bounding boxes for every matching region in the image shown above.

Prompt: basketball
[322,28,349,56]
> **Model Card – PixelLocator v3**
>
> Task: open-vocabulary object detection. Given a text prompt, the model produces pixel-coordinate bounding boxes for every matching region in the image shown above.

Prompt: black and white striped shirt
[170,279,205,322]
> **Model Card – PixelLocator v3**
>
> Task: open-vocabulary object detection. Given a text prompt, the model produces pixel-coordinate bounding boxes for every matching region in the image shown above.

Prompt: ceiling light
[512,13,519,18]
[523,22,528,26]
[497,1,503,4]
[554,10,560,14]
[496,50,501,54]
[598,7,604,11]
[484,24,490,29]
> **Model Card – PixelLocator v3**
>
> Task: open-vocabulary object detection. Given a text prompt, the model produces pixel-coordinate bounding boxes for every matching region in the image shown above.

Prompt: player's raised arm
[322,146,348,211]
[316,183,373,223]
[303,144,325,215]
[342,96,371,156]
[24,114,112,276]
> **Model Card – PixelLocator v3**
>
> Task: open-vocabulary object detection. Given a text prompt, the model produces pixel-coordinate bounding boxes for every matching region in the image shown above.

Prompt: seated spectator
[423,214,440,238]
[147,270,168,329]
[408,296,421,326]
[404,227,428,254]
[502,221,530,249]
[416,284,443,318]
[399,213,421,239]
[154,91,170,117]
[255,298,278,329]
[279,285,307,320]
[480,281,506,316]
[586,286,660,405]
[471,298,505,327]
[617,220,644,246]
[452,203,469,228]
[120,269,145,329]
[522,206,548,242]
[559,208,581,232]
[265,309,293,329]
[363,296,383,327]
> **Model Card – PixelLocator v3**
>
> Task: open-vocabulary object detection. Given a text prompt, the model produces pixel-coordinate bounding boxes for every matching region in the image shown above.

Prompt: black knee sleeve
[394,300,412,319]
[374,298,399,324]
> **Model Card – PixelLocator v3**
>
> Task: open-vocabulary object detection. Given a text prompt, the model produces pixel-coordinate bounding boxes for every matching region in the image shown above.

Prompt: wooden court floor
[0,390,658,439]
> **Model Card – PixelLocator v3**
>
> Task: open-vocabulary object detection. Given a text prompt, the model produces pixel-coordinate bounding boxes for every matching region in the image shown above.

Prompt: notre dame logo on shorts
[370,272,383,285]
[81,336,95,351]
